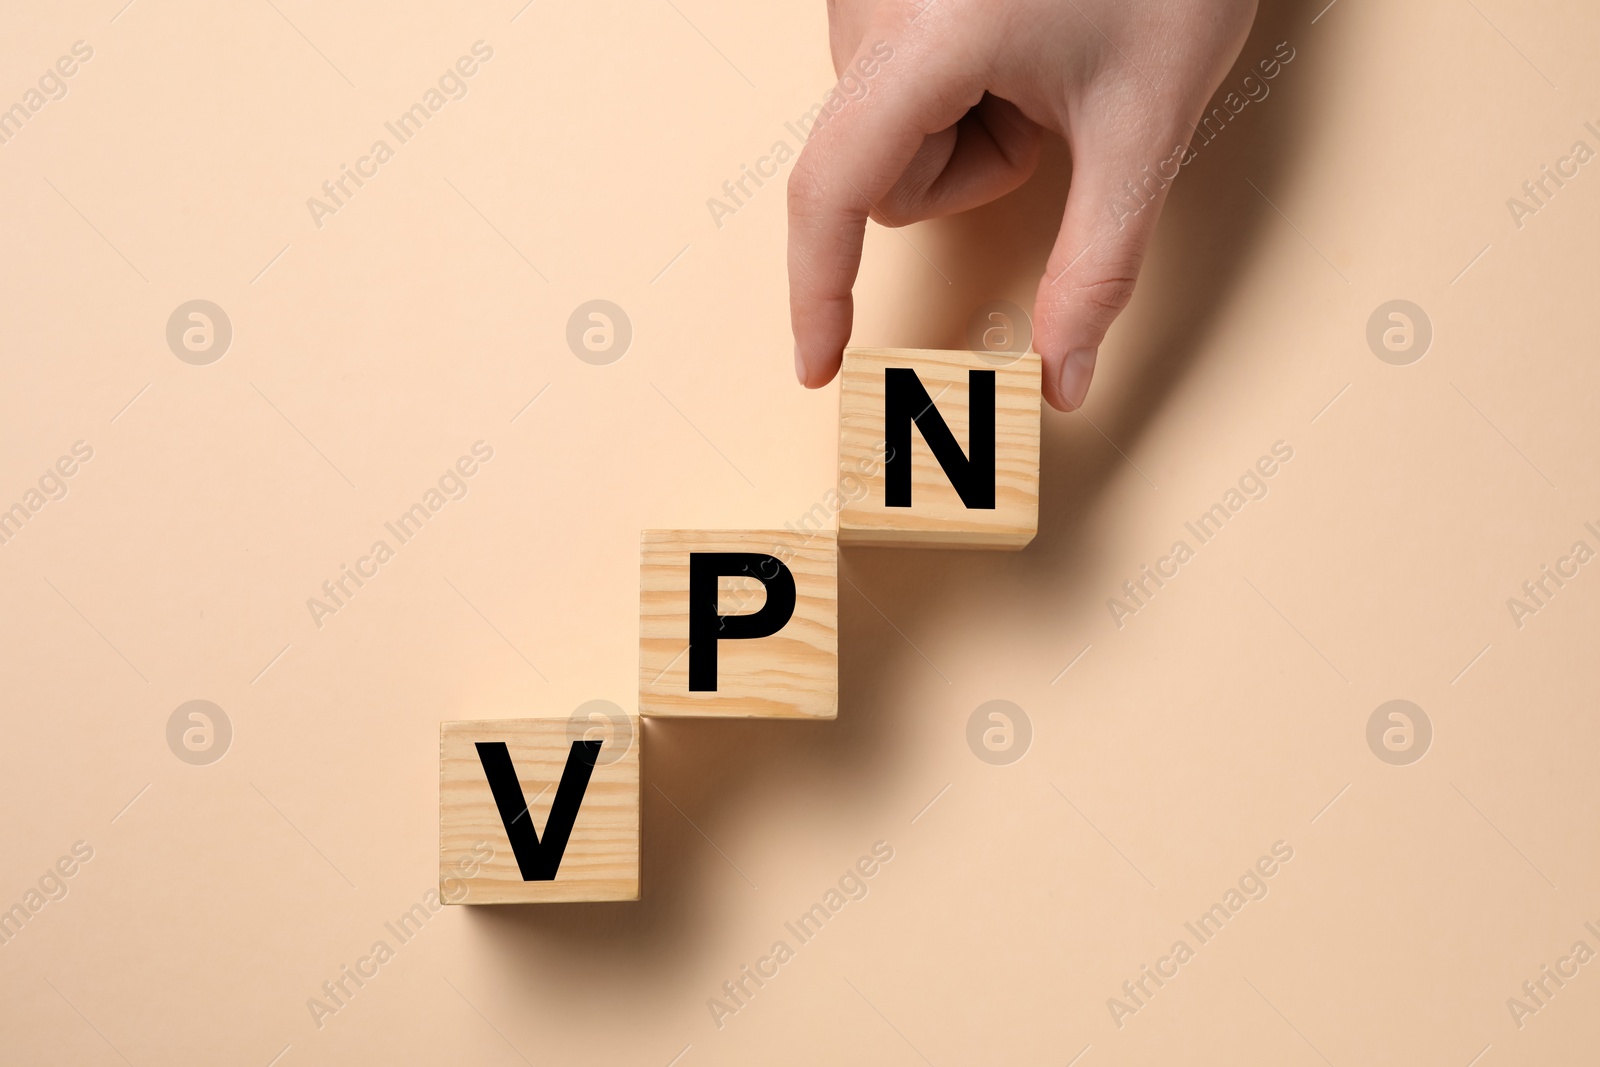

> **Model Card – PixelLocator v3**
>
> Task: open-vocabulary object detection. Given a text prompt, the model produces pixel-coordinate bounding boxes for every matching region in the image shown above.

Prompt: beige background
[2,0,1598,1064]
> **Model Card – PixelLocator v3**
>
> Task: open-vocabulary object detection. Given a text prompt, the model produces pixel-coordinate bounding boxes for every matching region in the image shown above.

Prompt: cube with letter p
[639,529,837,719]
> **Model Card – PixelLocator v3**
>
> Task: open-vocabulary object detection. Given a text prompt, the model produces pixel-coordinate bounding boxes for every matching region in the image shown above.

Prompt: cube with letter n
[838,348,1040,549]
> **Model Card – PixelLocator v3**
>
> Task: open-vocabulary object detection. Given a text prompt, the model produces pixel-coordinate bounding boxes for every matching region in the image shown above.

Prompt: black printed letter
[475,740,600,881]
[885,367,996,509]
[688,552,797,691]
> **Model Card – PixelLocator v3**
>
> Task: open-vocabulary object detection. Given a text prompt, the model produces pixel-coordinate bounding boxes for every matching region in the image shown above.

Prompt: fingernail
[1057,347,1097,409]
[794,343,808,386]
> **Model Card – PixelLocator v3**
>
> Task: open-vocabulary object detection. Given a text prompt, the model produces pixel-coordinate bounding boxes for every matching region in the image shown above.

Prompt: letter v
[475,740,601,880]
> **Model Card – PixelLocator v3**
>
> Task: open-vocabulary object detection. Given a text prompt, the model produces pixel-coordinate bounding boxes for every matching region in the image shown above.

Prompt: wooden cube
[639,529,837,719]
[838,348,1041,549]
[440,716,640,904]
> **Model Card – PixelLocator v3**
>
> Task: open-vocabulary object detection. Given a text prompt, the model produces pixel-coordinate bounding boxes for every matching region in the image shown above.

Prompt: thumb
[1033,132,1189,411]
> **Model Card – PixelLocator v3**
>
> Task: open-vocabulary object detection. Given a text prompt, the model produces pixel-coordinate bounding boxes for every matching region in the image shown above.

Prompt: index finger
[786,39,971,387]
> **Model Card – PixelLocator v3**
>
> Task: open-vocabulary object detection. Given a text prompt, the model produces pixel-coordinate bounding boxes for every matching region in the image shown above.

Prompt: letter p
[689,553,797,690]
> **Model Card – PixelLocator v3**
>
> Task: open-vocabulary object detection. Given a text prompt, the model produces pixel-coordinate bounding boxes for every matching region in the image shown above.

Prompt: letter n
[885,367,995,509]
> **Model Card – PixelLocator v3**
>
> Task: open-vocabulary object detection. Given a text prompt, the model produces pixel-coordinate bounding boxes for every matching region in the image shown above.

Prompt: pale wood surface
[440,716,639,904]
[639,529,837,719]
[838,347,1041,549]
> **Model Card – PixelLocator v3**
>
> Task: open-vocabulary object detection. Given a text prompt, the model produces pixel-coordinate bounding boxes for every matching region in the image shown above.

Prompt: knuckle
[1071,270,1139,320]
[786,164,825,216]
[790,163,825,209]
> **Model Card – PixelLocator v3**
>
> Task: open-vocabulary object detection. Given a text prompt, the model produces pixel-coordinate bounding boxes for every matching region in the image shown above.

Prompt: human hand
[787,0,1258,410]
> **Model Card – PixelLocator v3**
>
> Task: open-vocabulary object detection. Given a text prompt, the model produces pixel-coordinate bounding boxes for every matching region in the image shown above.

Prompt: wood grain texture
[440,716,639,904]
[639,529,837,719]
[838,347,1041,549]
